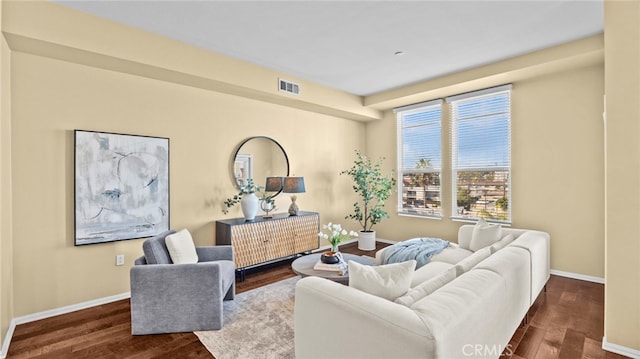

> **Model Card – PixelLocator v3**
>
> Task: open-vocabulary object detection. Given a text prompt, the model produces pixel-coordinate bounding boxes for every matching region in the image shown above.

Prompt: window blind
[396,99,443,218]
[449,85,511,223]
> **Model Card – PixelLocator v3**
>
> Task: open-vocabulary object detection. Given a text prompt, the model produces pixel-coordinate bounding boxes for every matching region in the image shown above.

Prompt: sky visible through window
[454,94,510,169]
[401,106,441,171]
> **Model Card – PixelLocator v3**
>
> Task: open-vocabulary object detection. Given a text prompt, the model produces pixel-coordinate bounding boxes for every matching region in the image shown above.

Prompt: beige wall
[0,0,14,348]
[604,0,640,352]
[367,63,605,278]
[1,2,366,317]
[8,50,364,316]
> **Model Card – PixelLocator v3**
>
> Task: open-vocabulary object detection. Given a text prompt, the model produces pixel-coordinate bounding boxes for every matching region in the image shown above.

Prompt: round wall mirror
[231,136,290,196]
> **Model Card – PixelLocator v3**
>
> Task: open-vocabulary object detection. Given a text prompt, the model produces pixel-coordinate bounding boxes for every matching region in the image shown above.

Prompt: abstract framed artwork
[74,130,170,245]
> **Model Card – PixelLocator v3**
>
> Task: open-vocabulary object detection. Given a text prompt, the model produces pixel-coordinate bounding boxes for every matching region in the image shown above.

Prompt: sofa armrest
[196,245,234,262]
[295,277,431,359]
[509,230,550,305]
[131,262,225,299]
[130,262,229,334]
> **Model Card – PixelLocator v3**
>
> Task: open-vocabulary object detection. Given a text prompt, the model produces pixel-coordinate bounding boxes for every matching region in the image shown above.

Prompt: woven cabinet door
[290,213,320,253]
[229,221,269,268]
[262,219,294,262]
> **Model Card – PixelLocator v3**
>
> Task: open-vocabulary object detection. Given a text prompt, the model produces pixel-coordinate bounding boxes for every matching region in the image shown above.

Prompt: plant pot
[321,251,341,264]
[358,230,376,251]
[240,193,259,221]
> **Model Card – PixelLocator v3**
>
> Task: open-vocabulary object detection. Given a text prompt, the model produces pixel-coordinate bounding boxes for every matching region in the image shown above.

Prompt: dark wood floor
[7,242,627,358]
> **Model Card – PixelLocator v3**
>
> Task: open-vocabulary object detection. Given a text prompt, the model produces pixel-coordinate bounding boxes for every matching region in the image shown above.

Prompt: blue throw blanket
[380,237,451,269]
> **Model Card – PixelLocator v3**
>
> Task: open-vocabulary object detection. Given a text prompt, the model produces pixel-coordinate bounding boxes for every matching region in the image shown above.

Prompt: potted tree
[341,150,396,250]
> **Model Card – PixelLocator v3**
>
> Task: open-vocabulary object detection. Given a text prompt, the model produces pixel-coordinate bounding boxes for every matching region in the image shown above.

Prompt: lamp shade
[283,177,305,193]
[265,177,283,192]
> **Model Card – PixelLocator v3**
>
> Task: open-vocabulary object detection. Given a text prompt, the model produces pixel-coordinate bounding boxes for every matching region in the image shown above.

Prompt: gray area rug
[195,276,299,359]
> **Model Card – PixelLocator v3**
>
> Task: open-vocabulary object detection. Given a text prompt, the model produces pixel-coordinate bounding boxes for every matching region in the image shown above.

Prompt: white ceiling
[54,0,603,96]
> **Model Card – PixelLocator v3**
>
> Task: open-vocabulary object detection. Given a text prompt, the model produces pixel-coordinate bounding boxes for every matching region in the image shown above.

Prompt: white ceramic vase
[240,193,259,221]
[358,230,376,251]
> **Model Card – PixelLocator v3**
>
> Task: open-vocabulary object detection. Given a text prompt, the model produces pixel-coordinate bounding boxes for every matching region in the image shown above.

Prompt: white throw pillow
[469,218,502,252]
[348,260,416,301]
[490,233,516,254]
[454,247,491,276]
[165,229,199,264]
[395,267,457,307]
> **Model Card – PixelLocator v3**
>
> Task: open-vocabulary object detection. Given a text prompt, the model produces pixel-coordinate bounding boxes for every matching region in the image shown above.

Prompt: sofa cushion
[454,247,491,276]
[490,233,516,254]
[411,261,455,287]
[395,266,457,307]
[142,230,176,264]
[348,260,416,301]
[430,245,473,265]
[165,229,199,264]
[469,218,502,252]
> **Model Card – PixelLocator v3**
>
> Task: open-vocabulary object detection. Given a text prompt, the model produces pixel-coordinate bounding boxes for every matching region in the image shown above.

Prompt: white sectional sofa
[294,225,550,359]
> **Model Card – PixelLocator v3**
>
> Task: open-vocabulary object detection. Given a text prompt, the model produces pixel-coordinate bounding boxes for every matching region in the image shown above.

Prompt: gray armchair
[130,230,236,335]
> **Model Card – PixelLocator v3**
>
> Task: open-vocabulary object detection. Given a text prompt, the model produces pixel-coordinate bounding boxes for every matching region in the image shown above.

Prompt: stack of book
[313,254,348,275]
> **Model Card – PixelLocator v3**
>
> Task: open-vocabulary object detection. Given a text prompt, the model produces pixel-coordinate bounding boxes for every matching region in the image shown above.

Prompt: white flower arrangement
[318,222,358,252]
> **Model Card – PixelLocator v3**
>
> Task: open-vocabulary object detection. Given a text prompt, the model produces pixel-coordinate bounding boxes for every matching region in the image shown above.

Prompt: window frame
[395,99,444,219]
[448,85,512,224]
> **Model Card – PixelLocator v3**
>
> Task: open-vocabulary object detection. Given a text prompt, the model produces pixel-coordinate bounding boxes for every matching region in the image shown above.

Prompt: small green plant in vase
[222,178,268,221]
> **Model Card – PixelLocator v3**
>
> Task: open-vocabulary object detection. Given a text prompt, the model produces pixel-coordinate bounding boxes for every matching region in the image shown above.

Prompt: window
[448,85,511,223]
[395,100,443,218]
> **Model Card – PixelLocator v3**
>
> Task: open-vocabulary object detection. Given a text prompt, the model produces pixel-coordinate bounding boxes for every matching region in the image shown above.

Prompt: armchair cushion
[165,229,199,264]
[142,230,175,264]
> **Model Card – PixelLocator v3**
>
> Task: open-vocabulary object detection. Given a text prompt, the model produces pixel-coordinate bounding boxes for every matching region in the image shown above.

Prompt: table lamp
[282,177,305,216]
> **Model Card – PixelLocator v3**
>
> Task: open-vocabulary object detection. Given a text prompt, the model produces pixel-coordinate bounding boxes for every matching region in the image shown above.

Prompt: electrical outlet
[116,254,125,266]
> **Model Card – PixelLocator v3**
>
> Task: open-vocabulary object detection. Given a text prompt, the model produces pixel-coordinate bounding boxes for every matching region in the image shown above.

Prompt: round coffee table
[291,253,373,284]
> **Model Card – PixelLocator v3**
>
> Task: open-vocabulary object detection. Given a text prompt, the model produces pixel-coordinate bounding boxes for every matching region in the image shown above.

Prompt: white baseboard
[603,336,640,358]
[549,269,605,284]
[0,319,16,359]
[0,292,130,359]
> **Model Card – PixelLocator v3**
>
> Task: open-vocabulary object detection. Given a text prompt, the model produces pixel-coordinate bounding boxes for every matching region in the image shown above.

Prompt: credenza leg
[236,268,246,282]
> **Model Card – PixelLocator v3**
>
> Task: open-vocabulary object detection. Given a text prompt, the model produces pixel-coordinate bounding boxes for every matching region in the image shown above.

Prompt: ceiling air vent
[279,78,300,95]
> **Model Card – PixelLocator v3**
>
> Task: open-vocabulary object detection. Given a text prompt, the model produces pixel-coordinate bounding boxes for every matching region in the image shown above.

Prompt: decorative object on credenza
[283,176,305,216]
[74,130,170,245]
[223,178,263,221]
[260,196,276,218]
[341,150,396,250]
[320,252,341,265]
[318,222,358,264]
[260,177,282,218]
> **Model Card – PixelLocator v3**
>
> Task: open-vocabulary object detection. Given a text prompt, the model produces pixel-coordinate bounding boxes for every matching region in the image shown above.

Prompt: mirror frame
[230,136,290,197]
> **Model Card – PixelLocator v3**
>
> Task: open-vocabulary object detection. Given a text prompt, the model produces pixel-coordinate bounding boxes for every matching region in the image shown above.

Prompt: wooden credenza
[215,211,319,272]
